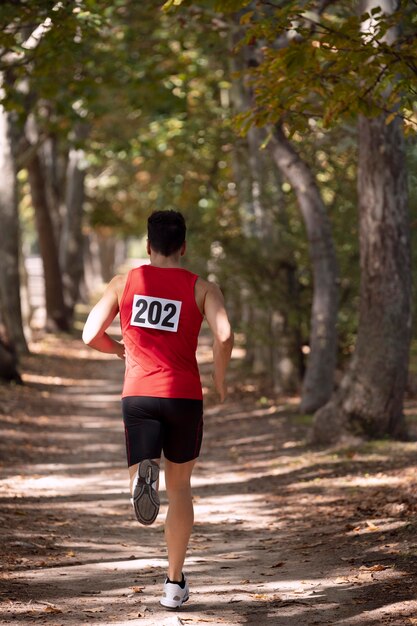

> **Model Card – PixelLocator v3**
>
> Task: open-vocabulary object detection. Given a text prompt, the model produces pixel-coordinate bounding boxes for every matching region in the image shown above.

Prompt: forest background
[1,0,417,444]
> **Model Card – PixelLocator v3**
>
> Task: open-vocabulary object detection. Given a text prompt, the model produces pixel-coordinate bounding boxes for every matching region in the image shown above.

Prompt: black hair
[147,210,186,256]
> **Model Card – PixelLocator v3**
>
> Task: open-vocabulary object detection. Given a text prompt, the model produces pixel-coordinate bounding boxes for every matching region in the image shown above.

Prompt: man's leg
[164,458,196,581]
[129,458,160,526]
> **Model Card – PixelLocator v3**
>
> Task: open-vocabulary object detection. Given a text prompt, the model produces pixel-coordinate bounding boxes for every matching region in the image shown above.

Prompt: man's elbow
[82,326,97,346]
[216,327,234,350]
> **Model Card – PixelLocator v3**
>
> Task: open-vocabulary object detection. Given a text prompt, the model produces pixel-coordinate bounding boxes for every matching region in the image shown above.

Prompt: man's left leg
[122,396,163,526]
[129,458,160,526]
[160,458,196,608]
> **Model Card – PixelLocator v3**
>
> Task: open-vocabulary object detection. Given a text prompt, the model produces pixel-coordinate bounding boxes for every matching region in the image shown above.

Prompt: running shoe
[160,575,189,609]
[132,459,160,525]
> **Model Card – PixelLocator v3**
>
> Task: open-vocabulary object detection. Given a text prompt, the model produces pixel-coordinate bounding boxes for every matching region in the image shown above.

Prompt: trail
[1,334,417,625]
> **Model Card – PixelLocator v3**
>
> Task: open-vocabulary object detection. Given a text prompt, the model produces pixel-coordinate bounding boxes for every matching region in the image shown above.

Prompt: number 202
[134,298,177,328]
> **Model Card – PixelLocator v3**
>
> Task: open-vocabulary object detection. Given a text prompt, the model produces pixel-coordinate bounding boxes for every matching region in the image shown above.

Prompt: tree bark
[0,305,21,384]
[83,231,103,297]
[97,231,117,283]
[27,151,70,331]
[41,133,66,242]
[0,95,28,354]
[268,126,339,412]
[230,45,302,392]
[313,112,411,443]
[60,132,87,317]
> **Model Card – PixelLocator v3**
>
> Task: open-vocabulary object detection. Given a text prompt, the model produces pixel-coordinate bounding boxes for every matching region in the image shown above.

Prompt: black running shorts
[122,396,204,466]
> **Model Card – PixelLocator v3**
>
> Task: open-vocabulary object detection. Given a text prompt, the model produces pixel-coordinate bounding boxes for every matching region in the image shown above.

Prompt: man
[82,210,233,609]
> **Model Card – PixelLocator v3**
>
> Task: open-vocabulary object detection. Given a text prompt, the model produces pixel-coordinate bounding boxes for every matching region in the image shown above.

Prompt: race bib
[130,294,182,332]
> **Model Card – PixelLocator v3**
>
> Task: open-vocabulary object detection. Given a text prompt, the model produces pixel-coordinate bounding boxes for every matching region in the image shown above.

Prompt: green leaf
[161,0,185,12]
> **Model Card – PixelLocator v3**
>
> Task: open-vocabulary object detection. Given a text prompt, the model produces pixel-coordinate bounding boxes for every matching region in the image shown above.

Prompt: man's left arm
[82,276,125,359]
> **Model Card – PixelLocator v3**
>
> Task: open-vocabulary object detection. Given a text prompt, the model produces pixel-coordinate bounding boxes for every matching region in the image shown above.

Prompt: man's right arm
[203,282,234,402]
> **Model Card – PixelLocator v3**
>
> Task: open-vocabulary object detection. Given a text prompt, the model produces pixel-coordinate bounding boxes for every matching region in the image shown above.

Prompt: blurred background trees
[0,0,416,444]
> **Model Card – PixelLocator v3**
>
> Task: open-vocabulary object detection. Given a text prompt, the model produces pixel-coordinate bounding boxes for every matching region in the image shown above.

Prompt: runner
[82,210,234,609]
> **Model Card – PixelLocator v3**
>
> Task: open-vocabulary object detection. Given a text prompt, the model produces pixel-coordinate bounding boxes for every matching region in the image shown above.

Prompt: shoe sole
[160,593,189,609]
[133,459,160,526]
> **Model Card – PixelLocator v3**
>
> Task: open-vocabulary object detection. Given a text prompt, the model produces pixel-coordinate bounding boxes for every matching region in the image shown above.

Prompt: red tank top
[119,265,203,399]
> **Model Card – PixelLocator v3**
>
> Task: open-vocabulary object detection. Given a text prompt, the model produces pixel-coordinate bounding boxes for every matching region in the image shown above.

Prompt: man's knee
[165,477,192,497]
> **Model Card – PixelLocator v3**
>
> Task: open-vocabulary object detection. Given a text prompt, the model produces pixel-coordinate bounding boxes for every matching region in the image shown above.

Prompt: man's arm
[203,282,234,402]
[82,276,125,359]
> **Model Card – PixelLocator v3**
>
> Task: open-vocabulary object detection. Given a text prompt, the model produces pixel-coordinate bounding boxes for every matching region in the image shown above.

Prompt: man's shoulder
[109,273,128,297]
[195,277,223,314]
[195,276,220,295]
[196,276,220,291]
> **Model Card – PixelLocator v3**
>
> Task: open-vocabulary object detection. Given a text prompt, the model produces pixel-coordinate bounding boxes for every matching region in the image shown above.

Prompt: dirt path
[1,334,417,626]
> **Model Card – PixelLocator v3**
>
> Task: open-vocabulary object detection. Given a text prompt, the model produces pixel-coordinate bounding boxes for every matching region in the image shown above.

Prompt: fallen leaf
[43,606,63,614]
[368,564,389,572]
[355,571,373,583]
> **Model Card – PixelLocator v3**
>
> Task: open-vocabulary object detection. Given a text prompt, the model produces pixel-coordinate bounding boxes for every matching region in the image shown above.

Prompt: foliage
[2,0,417,375]
[196,1,417,134]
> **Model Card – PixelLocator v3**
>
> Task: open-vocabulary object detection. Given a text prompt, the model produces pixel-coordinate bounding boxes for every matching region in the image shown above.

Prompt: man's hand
[115,341,125,360]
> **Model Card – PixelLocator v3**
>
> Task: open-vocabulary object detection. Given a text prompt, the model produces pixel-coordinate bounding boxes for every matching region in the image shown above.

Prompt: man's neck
[149,252,182,268]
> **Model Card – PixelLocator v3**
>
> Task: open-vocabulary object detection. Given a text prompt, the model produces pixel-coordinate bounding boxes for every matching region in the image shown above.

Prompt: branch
[21,18,52,51]
[1,14,54,69]
[15,134,48,170]
[317,0,341,12]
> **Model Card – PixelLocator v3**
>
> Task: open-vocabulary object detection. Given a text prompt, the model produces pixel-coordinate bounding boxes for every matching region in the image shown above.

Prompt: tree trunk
[268,126,339,412]
[0,337,21,384]
[312,0,411,443]
[19,247,33,341]
[97,231,117,283]
[313,111,411,443]
[83,231,103,297]
[60,135,87,317]
[229,38,302,393]
[0,301,21,384]
[27,151,70,331]
[41,133,66,242]
[0,95,28,354]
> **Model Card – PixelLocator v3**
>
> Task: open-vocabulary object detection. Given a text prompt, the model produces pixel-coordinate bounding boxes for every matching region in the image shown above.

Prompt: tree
[173,0,416,439]
[0,1,118,333]
[0,91,28,354]
[60,124,89,317]
[268,126,339,411]
[0,3,82,336]
[26,146,69,331]
[314,0,412,441]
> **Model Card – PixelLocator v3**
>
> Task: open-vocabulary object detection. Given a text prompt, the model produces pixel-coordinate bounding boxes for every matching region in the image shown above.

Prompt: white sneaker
[160,575,189,609]
[132,459,160,525]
